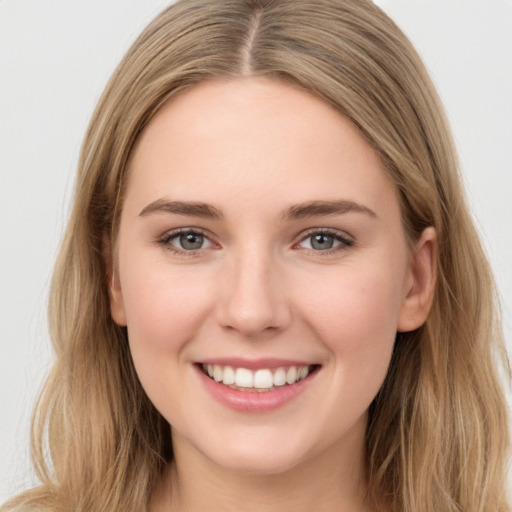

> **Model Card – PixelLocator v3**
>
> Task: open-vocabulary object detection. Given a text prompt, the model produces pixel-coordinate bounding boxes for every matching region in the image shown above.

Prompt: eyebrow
[139,199,224,219]
[281,200,377,220]
[139,198,376,221]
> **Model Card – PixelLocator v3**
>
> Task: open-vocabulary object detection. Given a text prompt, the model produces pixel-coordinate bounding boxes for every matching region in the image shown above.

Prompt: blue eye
[309,233,336,250]
[160,229,213,252]
[173,232,207,250]
[298,230,353,252]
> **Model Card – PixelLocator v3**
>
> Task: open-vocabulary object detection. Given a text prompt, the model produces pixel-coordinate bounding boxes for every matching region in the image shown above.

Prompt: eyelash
[156,227,354,256]
[156,228,215,257]
[295,228,354,255]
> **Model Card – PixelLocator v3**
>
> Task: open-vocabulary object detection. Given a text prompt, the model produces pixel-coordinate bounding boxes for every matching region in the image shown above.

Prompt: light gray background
[1,0,511,501]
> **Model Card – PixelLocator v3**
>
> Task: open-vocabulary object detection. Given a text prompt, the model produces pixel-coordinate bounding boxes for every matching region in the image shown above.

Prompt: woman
[3,0,510,510]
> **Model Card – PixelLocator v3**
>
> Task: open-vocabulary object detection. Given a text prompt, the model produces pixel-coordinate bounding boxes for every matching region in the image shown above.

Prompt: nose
[215,246,292,337]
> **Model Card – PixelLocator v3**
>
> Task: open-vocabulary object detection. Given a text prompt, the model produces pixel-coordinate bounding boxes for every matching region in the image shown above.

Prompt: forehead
[125,77,398,220]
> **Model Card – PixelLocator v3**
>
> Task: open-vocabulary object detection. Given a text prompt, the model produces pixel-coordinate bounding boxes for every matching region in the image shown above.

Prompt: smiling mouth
[199,363,320,392]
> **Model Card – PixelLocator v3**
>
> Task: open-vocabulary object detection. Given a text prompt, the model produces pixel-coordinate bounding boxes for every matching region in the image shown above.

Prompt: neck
[153,421,376,512]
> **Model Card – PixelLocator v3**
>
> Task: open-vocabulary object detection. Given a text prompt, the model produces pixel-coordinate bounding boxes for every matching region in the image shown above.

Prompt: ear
[102,234,127,327]
[397,227,437,332]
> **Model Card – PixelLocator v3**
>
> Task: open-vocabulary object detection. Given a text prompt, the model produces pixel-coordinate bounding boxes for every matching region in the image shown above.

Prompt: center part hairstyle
[5,1,509,511]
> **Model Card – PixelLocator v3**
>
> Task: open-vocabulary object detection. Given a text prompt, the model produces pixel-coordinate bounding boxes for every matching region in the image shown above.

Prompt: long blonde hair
[4,1,510,511]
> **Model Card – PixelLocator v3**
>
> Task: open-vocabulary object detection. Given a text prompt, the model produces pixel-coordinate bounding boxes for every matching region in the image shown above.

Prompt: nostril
[217,298,292,336]
[214,259,292,335]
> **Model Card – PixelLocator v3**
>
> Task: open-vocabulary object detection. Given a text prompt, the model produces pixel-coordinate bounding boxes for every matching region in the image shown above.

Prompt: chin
[196,430,316,476]
[213,450,307,476]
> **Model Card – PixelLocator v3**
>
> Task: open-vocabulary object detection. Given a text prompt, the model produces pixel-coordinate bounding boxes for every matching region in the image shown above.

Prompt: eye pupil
[180,233,204,250]
[311,234,334,250]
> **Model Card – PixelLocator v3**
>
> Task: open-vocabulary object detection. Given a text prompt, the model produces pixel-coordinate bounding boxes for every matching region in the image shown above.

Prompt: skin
[108,77,436,511]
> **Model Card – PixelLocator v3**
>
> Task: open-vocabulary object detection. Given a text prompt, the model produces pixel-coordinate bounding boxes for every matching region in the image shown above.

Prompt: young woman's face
[110,78,433,475]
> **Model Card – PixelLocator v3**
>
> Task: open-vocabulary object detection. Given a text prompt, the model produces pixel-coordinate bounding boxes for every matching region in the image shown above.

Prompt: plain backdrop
[1,0,511,501]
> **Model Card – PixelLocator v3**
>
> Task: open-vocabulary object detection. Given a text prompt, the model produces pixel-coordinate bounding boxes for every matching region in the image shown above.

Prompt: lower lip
[195,365,319,413]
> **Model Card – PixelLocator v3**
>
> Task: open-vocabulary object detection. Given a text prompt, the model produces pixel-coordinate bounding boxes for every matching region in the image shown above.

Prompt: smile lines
[201,364,315,391]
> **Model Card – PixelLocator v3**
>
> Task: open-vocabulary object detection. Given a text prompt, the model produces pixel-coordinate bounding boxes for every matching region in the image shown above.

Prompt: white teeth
[213,365,223,382]
[235,368,254,388]
[254,369,273,389]
[299,366,309,380]
[222,365,235,385]
[202,364,313,389]
[273,367,287,386]
[286,366,298,384]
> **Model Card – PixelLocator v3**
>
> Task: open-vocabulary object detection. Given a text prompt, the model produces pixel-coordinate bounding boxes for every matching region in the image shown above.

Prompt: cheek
[302,264,404,339]
[119,256,214,362]
[119,261,217,419]
[298,265,404,394]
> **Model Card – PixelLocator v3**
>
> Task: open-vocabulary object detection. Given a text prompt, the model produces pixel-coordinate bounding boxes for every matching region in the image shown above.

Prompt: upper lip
[197,357,317,370]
